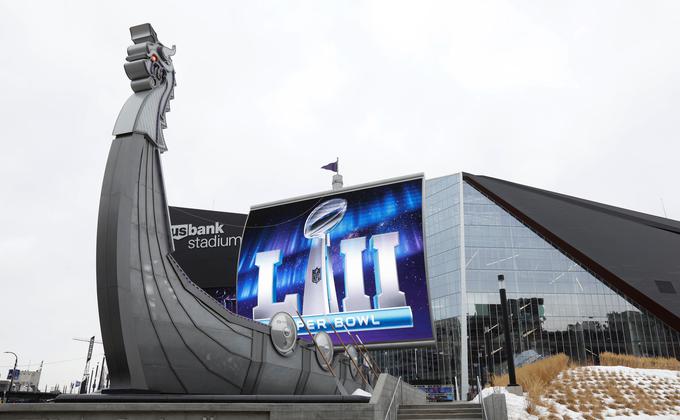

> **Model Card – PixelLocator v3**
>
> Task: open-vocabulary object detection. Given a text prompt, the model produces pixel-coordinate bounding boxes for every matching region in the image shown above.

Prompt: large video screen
[237,176,433,346]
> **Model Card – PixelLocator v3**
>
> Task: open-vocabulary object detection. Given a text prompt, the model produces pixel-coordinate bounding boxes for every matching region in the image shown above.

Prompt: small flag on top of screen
[321,159,338,173]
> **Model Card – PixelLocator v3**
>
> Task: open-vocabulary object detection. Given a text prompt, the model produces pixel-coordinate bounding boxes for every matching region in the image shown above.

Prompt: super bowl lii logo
[252,199,414,336]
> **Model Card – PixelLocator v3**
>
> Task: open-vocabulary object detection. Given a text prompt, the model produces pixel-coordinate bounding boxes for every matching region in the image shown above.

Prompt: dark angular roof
[464,173,680,330]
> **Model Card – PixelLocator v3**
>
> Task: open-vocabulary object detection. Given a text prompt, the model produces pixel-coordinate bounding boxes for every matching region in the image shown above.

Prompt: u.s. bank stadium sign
[169,207,247,295]
[171,221,242,249]
[236,176,433,346]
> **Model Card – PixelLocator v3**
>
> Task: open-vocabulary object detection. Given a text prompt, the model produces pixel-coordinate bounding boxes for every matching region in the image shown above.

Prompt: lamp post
[498,275,519,388]
[3,351,18,403]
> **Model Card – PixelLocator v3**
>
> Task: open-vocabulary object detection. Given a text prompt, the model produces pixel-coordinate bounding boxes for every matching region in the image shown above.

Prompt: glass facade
[370,173,680,400]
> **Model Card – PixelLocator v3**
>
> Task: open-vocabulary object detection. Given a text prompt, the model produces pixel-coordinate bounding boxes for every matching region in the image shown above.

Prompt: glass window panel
[385,177,679,392]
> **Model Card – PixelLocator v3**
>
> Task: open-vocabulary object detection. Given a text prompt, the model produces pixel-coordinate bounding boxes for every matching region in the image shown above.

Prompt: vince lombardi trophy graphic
[302,198,347,315]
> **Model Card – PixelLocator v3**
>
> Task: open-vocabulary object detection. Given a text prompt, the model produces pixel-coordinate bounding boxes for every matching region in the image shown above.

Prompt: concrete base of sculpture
[0,375,424,420]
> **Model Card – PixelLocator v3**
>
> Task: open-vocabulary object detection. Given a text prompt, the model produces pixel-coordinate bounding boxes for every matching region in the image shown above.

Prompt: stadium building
[371,173,679,399]
[170,172,680,400]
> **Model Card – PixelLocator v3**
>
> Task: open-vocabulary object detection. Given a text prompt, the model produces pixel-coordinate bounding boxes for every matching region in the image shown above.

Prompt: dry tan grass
[489,353,680,419]
[492,354,570,412]
[492,354,569,397]
[526,399,539,416]
[600,352,680,370]
[552,367,678,418]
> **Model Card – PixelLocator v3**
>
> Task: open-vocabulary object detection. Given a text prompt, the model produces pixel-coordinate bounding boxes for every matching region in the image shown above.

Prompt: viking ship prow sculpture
[96,23,365,395]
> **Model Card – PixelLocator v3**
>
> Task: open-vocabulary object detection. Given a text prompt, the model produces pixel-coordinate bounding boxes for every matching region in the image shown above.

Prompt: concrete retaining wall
[483,393,508,420]
[0,375,426,420]
[369,374,427,419]
[0,401,370,420]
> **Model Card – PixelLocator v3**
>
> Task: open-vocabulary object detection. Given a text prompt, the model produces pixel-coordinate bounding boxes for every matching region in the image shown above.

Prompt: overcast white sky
[1,0,679,390]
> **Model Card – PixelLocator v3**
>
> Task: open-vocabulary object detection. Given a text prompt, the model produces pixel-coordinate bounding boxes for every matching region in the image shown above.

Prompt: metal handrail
[476,376,488,420]
[384,376,402,420]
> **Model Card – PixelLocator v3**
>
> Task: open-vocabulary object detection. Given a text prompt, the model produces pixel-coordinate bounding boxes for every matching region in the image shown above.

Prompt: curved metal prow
[97,24,364,395]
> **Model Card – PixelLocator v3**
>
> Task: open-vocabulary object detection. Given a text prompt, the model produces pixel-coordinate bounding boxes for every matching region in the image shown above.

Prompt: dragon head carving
[113,23,176,151]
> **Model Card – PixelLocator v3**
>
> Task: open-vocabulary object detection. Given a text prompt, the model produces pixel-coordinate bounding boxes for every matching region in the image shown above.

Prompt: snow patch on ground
[587,365,679,380]
[607,416,680,420]
[478,365,680,419]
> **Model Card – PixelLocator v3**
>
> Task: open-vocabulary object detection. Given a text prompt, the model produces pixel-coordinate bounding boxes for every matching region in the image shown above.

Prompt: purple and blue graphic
[237,178,433,346]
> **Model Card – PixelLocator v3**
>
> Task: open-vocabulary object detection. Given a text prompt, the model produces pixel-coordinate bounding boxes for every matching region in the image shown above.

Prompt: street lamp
[497,275,519,390]
[2,351,18,403]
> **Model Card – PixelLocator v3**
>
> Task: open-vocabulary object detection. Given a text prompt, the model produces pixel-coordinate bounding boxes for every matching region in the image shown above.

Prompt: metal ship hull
[95,24,363,395]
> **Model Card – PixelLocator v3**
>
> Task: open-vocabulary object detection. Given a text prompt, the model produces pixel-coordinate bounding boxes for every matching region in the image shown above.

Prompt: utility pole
[79,336,95,394]
[97,356,106,391]
[3,351,18,403]
[91,363,99,392]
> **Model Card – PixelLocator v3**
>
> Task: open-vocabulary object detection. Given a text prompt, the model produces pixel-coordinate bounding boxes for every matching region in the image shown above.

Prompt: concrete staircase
[398,402,484,420]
